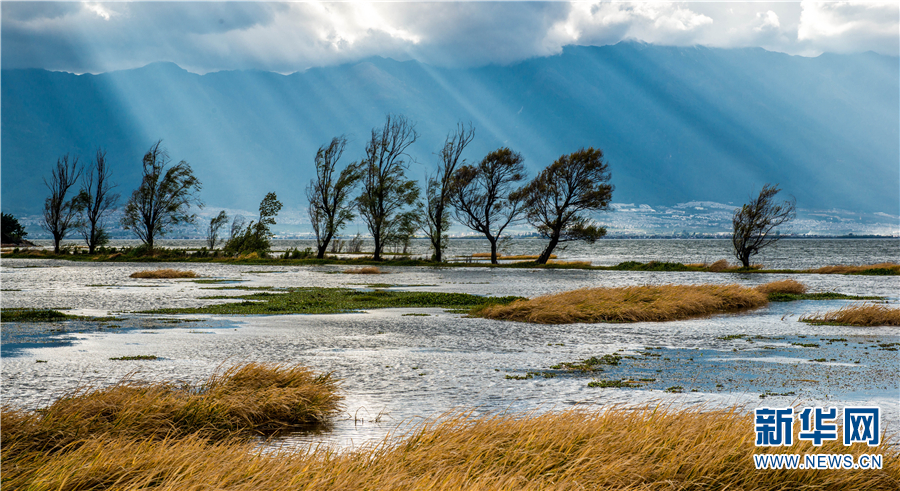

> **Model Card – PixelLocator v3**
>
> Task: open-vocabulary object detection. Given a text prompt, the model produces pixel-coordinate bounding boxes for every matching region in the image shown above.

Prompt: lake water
[1,239,898,449]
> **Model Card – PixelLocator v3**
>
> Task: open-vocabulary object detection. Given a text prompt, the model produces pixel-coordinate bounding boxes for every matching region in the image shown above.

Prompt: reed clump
[754,278,807,295]
[1,363,341,456]
[3,406,897,490]
[473,283,770,324]
[129,268,198,279]
[801,303,900,326]
[809,263,900,275]
[343,266,384,274]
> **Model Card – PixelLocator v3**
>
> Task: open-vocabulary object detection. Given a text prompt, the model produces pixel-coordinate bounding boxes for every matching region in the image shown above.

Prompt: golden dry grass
[474,283,770,324]
[471,253,557,260]
[800,303,900,326]
[129,268,197,279]
[809,263,900,274]
[707,259,732,272]
[546,259,592,266]
[343,266,385,274]
[754,278,807,295]
[1,363,341,457]
[2,406,897,490]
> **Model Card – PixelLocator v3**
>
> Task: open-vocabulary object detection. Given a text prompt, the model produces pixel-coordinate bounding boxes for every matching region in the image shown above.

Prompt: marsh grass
[800,303,900,326]
[0,308,121,323]
[546,259,592,267]
[754,278,807,295]
[1,363,342,457]
[810,263,900,275]
[150,288,522,315]
[0,308,71,322]
[3,406,896,490]
[471,253,557,260]
[130,269,198,279]
[473,283,776,324]
[344,266,384,274]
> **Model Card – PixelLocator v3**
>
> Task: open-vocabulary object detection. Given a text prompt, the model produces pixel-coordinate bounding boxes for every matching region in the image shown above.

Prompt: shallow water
[1,245,898,450]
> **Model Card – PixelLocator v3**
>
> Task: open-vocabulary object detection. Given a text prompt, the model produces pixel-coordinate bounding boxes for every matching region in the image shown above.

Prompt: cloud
[1,2,897,74]
[543,2,714,51]
[797,0,899,55]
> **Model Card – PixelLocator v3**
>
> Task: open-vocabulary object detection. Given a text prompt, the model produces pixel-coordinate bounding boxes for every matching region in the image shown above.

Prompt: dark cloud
[2,2,897,74]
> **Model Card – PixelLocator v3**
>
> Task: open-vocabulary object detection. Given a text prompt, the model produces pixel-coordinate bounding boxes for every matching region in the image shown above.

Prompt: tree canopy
[307,136,361,259]
[732,183,796,268]
[450,147,527,264]
[121,140,203,253]
[356,114,421,261]
[518,147,613,264]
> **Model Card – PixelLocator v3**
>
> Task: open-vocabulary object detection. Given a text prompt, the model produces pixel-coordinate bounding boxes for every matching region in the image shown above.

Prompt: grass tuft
[800,303,900,326]
[754,279,807,295]
[130,269,197,279]
[2,406,896,490]
[473,283,769,324]
[1,363,342,457]
[810,263,900,275]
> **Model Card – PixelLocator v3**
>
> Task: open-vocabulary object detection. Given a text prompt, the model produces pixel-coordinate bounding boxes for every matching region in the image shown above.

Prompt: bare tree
[206,210,228,249]
[75,147,120,253]
[230,215,246,240]
[121,140,203,253]
[307,136,362,259]
[450,147,527,264]
[356,114,421,261]
[732,183,796,268]
[41,154,82,254]
[425,123,475,262]
[519,147,614,264]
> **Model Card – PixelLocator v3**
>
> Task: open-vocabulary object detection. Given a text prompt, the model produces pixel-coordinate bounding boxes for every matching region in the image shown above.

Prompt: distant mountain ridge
[2,42,898,218]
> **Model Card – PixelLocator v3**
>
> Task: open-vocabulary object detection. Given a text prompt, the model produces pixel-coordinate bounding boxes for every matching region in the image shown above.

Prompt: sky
[2,1,898,74]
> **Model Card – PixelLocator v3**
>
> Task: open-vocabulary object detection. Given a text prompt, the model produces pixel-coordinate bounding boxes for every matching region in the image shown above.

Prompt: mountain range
[2,42,898,223]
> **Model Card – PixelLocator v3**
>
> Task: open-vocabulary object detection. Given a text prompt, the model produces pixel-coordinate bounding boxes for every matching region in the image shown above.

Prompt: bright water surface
[2,239,898,449]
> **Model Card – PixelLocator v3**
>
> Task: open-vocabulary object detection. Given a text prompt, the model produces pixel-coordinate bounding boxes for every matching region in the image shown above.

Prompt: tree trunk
[536,234,560,265]
[489,238,499,265]
[373,235,382,261]
[317,232,332,259]
[88,224,97,254]
[53,235,61,254]
[432,236,442,262]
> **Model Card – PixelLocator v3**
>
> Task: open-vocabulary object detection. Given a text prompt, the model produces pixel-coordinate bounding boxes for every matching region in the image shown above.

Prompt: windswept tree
[450,147,527,264]
[206,210,229,250]
[41,154,82,253]
[732,183,796,268]
[518,147,614,264]
[307,136,362,259]
[121,140,203,253]
[75,147,119,253]
[224,192,282,255]
[356,114,421,261]
[425,123,475,262]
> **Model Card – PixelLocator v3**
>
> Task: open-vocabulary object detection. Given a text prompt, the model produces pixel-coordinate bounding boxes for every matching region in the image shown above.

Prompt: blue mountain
[2,42,897,217]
